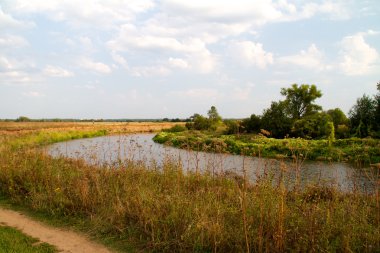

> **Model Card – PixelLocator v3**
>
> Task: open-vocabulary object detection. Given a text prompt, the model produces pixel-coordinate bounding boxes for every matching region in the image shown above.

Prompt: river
[47,133,378,192]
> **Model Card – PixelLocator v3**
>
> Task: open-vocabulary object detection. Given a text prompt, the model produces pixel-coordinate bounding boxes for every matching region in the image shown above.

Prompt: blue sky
[1,0,379,119]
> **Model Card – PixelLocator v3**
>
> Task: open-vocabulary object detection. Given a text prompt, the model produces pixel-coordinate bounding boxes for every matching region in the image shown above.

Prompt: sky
[0,0,379,119]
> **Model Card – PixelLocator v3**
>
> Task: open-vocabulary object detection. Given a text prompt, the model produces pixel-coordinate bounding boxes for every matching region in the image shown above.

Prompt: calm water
[48,134,378,192]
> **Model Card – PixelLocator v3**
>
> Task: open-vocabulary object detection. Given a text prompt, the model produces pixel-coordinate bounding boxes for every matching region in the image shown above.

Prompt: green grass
[153,131,380,164]
[0,226,57,253]
[0,128,379,252]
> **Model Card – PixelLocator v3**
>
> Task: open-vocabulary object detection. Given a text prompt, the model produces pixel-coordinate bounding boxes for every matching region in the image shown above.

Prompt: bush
[164,124,186,133]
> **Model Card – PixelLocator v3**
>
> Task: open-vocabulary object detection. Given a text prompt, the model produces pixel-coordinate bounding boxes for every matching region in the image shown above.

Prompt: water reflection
[48,134,378,192]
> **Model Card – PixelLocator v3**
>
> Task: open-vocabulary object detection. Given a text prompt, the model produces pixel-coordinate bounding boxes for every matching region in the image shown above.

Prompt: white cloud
[0,7,32,29]
[340,34,379,75]
[78,58,112,74]
[79,36,94,51]
[130,65,171,77]
[231,86,252,101]
[0,71,36,85]
[111,52,129,69]
[162,0,282,25]
[0,34,28,48]
[170,88,223,100]
[108,26,217,73]
[230,41,273,69]
[22,91,44,97]
[43,65,74,77]
[297,2,350,20]
[278,44,329,70]
[0,56,14,70]
[168,57,188,69]
[6,0,155,28]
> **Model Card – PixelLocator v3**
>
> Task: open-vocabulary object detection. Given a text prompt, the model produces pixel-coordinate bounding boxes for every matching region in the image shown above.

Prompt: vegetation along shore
[154,83,380,165]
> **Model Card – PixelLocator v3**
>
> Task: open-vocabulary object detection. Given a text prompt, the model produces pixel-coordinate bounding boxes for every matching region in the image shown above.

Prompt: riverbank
[153,130,380,164]
[0,122,379,252]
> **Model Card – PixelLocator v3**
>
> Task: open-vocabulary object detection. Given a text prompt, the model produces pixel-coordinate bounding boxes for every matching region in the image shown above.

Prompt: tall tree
[281,84,322,120]
[349,94,376,137]
[207,106,222,123]
[375,82,380,133]
[261,101,292,138]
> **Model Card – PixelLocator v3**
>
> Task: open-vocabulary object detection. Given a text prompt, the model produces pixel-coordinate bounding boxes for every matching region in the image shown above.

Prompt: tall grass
[0,124,379,252]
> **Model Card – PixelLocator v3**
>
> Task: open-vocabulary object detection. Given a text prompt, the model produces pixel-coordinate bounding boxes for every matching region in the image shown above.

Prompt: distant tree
[186,113,211,130]
[193,115,211,130]
[207,106,222,123]
[261,101,292,138]
[281,84,322,120]
[241,114,261,133]
[349,94,376,138]
[16,116,31,122]
[224,119,241,135]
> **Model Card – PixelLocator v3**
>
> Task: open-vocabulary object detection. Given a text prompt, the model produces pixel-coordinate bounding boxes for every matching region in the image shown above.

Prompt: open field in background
[0,122,379,252]
[0,121,181,134]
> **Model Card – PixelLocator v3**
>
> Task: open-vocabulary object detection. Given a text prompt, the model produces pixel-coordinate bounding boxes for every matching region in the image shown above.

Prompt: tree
[349,94,376,138]
[326,108,349,128]
[281,84,322,120]
[261,101,292,138]
[291,112,332,139]
[207,106,222,123]
[374,82,380,133]
[224,119,241,134]
[241,114,261,133]
[186,114,211,130]
[16,116,31,122]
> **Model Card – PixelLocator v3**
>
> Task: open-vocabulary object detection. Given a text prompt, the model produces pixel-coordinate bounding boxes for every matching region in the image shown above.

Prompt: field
[0,122,379,252]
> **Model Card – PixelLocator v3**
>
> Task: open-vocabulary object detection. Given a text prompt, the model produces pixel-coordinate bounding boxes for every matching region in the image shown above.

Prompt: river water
[47,134,378,192]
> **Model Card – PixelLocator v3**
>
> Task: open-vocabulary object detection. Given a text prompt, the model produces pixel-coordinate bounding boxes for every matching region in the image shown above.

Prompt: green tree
[207,106,222,123]
[241,114,261,133]
[291,112,332,139]
[16,116,31,122]
[261,101,292,138]
[349,94,376,138]
[281,84,322,120]
[186,113,211,130]
[374,82,380,133]
[224,119,241,135]
[326,108,349,128]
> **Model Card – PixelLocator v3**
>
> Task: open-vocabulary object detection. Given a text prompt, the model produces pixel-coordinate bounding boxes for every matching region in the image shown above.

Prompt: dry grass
[0,121,181,135]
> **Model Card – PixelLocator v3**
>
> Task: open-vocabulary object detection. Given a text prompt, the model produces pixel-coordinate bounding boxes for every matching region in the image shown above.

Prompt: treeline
[185,83,380,139]
[2,117,186,123]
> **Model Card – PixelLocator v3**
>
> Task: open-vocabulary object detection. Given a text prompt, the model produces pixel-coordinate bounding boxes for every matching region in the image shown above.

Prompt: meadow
[0,122,379,252]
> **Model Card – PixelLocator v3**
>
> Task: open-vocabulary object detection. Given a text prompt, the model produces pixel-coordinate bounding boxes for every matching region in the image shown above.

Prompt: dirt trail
[0,208,112,253]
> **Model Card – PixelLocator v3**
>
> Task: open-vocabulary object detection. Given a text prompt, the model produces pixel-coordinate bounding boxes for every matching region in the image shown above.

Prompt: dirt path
[0,208,113,253]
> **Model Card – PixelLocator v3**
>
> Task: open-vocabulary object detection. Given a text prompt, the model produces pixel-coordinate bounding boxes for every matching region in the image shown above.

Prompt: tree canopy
[281,84,322,120]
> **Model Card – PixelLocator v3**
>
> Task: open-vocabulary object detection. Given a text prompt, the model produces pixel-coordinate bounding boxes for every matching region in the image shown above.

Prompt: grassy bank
[153,130,380,164]
[0,226,57,253]
[0,123,379,252]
